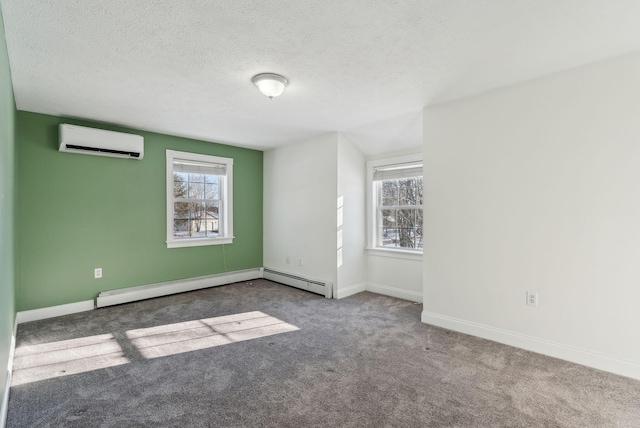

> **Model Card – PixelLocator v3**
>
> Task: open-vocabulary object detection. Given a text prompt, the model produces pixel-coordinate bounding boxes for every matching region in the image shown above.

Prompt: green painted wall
[0,6,16,414]
[16,112,263,311]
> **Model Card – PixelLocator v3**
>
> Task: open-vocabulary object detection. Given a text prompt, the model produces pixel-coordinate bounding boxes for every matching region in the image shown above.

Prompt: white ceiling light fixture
[252,73,289,99]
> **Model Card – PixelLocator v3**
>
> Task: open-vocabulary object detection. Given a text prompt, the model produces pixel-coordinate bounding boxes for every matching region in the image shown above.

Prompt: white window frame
[166,150,234,248]
[366,153,423,260]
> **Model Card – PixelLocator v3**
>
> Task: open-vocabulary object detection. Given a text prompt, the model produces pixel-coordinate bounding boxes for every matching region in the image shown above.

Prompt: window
[166,150,233,248]
[367,154,423,256]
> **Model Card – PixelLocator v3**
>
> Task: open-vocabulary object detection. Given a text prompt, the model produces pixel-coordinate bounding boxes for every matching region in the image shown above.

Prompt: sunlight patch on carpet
[11,334,129,386]
[126,311,299,359]
[10,312,298,386]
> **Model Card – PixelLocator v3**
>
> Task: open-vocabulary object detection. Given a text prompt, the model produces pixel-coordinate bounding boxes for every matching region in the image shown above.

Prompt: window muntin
[166,150,233,248]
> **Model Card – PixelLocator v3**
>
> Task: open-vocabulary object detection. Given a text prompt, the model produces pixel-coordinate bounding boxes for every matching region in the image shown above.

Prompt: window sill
[366,247,423,261]
[167,237,233,248]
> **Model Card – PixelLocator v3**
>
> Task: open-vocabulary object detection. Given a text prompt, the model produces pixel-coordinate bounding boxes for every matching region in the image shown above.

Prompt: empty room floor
[6,280,640,427]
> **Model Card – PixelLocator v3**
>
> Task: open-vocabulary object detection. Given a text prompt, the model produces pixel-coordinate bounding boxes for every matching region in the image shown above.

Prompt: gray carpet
[6,280,640,427]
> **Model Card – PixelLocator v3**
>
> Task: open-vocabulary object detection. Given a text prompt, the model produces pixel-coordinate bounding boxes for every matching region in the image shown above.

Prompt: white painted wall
[366,254,422,302]
[263,133,338,289]
[422,52,640,378]
[337,134,366,295]
[263,132,421,302]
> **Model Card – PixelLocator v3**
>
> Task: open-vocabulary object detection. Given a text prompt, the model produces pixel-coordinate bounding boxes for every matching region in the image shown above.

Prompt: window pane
[189,173,205,183]
[386,209,419,249]
[205,203,220,236]
[416,209,423,233]
[399,181,418,206]
[204,182,218,200]
[399,178,416,188]
[378,206,423,250]
[190,202,205,220]
[398,228,416,248]
[381,180,398,206]
[192,217,204,237]
[205,175,218,184]
[188,182,205,199]
[381,209,396,227]
[188,203,206,238]
[174,180,188,199]
[174,202,189,219]
[173,219,189,239]
[397,209,415,228]
[207,202,220,216]
[416,230,422,249]
[417,178,424,205]
[381,228,398,247]
[174,172,188,182]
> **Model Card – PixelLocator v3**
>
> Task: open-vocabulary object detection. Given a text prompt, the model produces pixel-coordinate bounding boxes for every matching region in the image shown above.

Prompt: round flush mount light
[252,73,288,99]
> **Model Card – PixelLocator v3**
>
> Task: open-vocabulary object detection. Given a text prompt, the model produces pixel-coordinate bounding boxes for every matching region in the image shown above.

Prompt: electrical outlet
[298,258,303,266]
[94,268,102,279]
[285,257,290,264]
[526,291,538,307]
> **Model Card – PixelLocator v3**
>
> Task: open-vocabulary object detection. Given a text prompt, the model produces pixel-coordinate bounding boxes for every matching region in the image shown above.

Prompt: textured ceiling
[3,0,640,155]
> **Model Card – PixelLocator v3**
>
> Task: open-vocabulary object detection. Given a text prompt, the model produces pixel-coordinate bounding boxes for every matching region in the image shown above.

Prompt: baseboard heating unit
[263,268,332,298]
[96,268,262,308]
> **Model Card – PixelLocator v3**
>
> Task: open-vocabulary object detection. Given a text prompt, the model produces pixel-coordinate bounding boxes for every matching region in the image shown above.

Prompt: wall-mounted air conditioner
[59,124,144,160]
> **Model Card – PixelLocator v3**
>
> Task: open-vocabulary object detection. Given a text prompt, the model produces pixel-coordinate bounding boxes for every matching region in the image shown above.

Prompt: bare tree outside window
[378,177,423,249]
[173,172,221,239]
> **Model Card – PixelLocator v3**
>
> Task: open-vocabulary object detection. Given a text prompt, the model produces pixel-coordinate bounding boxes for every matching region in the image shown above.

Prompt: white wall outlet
[526,291,538,306]
[94,268,103,279]
[285,257,290,264]
[298,258,303,266]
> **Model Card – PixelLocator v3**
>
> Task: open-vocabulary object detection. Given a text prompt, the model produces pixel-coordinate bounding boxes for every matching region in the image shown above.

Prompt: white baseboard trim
[97,267,263,308]
[16,300,95,325]
[366,283,423,303]
[1,371,8,428]
[7,317,16,381]
[335,283,367,299]
[421,310,640,381]
[1,316,18,428]
[333,282,423,303]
